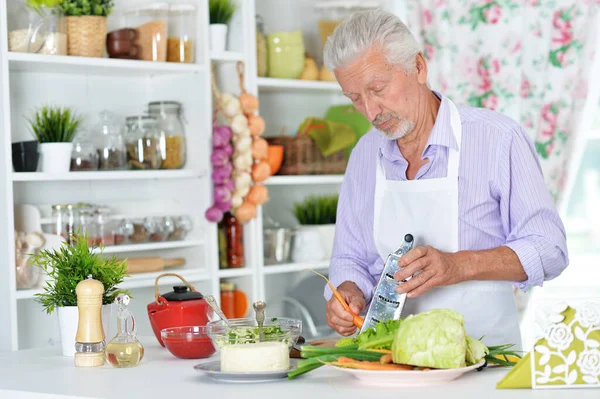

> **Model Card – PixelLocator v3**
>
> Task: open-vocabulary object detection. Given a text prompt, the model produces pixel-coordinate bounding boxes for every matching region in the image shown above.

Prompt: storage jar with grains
[147,101,186,169]
[71,131,99,171]
[128,3,169,62]
[8,1,67,55]
[125,116,162,170]
[95,111,126,170]
[167,4,196,63]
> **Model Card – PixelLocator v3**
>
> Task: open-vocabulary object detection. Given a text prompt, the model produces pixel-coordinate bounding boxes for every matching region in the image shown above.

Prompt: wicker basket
[266,135,348,175]
[66,16,107,57]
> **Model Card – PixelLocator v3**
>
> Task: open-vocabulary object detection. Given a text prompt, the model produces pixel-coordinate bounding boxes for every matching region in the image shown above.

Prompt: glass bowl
[160,326,216,359]
[206,317,302,352]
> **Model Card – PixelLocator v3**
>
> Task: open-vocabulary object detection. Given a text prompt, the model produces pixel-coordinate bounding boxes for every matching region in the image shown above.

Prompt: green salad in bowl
[206,317,302,351]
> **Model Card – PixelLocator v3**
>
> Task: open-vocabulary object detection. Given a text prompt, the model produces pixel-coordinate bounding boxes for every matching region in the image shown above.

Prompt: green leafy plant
[209,0,237,25]
[27,105,82,143]
[293,195,338,225]
[31,232,130,314]
[59,0,114,16]
[26,0,63,14]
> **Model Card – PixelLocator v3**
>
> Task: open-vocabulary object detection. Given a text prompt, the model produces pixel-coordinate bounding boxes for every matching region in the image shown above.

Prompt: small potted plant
[27,105,81,173]
[291,194,338,263]
[31,232,130,357]
[60,0,114,57]
[209,0,237,52]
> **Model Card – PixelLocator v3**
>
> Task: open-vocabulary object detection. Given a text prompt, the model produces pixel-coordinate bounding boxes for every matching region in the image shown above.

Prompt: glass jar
[218,212,245,268]
[125,116,162,170]
[220,282,236,319]
[71,130,99,171]
[127,3,169,62]
[167,4,196,63]
[147,101,186,169]
[256,15,267,77]
[168,215,192,241]
[115,219,134,245]
[147,216,174,242]
[94,207,115,246]
[64,204,75,244]
[129,218,152,244]
[95,111,127,170]
[51,204,66,240]
[7,2,67,55]
[74,204,96,245]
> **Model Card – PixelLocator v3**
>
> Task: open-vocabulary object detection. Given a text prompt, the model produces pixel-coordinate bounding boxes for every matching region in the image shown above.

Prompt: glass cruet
[105,294,144,368]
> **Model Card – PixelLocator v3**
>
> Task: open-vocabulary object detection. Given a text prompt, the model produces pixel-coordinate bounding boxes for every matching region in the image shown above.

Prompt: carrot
[307,269,364,329]
[330,357,414,371]
[368,349,393,355]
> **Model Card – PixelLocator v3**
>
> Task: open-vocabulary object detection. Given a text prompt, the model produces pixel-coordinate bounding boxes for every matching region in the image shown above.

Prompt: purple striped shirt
[325,92,569,303]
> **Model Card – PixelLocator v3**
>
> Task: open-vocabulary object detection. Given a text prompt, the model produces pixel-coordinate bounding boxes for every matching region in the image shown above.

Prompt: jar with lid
[51,204,67,240]
[218,212,244,268]
[147,101,186,169]
[147,216,174,242]
[71,130,99,171]
[127,3,169,62]
[64,204,75,244]
[94,207,115,246]
[125,116,162,170]
[115,219,134,245]
[95,111,127,170]
[168,215,192,241]
[74,204,96,246]
[167,4,196,63]
[129,218,153,244]
[256,15,267,77]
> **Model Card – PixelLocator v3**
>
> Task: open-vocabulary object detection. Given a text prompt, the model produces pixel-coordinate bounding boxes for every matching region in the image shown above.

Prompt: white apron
[373,99,522,349]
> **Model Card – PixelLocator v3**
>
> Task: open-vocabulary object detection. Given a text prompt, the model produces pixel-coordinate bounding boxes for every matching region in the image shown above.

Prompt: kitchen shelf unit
[12,170,204,182]
[265,174,344,185]
[257,77,341,92]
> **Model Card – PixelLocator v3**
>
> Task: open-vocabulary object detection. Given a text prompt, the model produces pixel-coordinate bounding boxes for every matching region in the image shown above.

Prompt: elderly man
[323,9,568,348]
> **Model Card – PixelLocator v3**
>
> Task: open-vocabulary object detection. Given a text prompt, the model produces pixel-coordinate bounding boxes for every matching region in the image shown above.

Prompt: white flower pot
[315,224,336,260]
[40,142,72,173]
[57,304,114,357]
[209,24,228,53]
[291,226,326,263]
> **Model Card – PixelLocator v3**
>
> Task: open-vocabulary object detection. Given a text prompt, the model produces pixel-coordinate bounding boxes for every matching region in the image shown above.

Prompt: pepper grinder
[74,274,106,367]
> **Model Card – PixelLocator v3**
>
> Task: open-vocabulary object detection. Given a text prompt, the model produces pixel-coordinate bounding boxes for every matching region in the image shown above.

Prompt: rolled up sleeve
[324,141,377,303]
[497,126,569,291]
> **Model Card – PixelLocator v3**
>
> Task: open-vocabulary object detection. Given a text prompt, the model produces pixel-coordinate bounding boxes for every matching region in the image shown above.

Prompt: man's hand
[394,246,466,298]
[326,281,365,336]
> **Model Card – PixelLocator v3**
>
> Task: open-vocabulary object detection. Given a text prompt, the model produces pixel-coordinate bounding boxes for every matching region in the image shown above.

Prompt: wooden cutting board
[125,257,185,274]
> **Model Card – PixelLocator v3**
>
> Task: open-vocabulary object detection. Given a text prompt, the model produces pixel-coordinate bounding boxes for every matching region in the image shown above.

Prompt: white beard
[378,118,415,140]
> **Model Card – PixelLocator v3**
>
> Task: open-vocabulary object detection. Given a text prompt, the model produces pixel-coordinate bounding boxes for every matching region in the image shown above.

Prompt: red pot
[147,273,213,347]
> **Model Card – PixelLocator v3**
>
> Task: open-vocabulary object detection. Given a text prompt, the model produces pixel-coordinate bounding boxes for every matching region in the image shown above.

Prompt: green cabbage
[466,335,489,365]
[391,309,467,369]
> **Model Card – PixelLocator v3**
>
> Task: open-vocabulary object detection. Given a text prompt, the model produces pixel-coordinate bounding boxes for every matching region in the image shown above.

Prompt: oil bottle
[105,294,144,368]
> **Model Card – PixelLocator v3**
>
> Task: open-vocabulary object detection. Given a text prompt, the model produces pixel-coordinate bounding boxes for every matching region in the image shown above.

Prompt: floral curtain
[405,0,600,204]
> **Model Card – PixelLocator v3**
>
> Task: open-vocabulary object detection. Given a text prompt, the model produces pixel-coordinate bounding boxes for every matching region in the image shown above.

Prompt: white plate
[330,360,486,387]
[193,359,300,383]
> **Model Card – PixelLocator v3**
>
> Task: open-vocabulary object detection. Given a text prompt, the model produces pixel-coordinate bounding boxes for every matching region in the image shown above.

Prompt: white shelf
[217,268,254,278]
[12,170,203,182]
[265,175,344,185]
[210,51,245,62]
[14,269,211,299]
[257,77,341,92]
[8,52,205,76]
[93,239,205,254]
[262,260,329,275]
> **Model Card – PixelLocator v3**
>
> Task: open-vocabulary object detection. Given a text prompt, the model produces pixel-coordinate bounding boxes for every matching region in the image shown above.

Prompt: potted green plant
[31,232,130,356]
[209,0,237,52]
[27,105,81,173]
[59,0,114,57]
[291,194,338,262]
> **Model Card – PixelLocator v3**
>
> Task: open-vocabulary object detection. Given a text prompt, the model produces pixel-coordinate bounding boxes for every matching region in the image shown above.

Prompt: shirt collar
[380,91,458,162]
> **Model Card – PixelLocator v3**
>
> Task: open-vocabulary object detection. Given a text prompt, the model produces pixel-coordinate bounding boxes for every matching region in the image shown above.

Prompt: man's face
[335,48,426,140]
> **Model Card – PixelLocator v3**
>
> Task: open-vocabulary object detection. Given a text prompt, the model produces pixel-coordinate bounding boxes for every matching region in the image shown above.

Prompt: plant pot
[291,226,326,263]
[314,224,336,260]
[57,304,114,357]
[12,141,39,172]
[40,142,72,173]
[66,16,107,57]
[209,24,228,52]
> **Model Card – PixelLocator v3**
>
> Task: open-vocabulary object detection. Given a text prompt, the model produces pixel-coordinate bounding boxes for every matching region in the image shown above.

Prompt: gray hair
[323,9,421,73]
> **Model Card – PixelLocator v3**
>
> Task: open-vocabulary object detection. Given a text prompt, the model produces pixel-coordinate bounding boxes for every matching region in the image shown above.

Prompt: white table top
[0,336,597,399]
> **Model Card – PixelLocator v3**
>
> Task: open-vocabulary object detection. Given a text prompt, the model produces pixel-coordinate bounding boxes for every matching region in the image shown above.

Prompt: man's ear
[415,53,428,85]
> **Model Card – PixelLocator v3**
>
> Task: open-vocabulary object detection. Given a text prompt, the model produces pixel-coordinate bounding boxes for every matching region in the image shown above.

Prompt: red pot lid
[161,286,204,302]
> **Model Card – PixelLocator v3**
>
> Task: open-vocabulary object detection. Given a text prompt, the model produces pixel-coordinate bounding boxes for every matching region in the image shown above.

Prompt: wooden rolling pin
[125,257,186,274]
